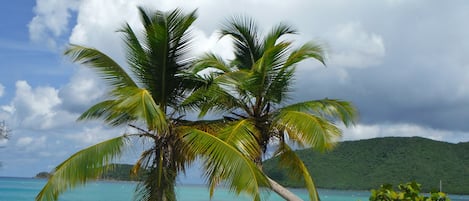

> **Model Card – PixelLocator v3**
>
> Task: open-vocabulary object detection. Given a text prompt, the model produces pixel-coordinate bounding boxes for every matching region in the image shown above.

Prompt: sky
[0,0,469,179]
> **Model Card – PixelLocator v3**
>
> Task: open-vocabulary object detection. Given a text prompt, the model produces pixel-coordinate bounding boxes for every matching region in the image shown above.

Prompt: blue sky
[1,0,469,179]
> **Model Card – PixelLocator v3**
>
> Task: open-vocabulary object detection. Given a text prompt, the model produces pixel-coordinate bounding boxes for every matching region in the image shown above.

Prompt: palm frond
[119,23,149,82]
[176,119,226,133]
[274,143,320,201]
[124,7,198,110]
[182,127,269,201]
[114,87,168,132]
[218,119,262,159]
[192,53,232,73]
[281,99,358,127]
[274,110,342,151]
[77,100,135,127]
[284,42,326,67]
[36,135,129,201]
[249,41,292,100]
[182,72,251,117]
[263,23,297,50]
[64,45,137,89]
[221,16,261,69]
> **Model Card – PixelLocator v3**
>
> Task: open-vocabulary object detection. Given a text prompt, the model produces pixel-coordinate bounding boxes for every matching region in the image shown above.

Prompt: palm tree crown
[185,16,358,201]
[37,8,268,201]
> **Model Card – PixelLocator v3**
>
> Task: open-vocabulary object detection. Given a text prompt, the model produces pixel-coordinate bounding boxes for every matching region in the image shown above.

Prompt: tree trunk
[267,176,304,201]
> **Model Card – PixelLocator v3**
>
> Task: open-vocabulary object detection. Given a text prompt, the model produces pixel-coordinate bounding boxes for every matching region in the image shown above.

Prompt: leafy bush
[369,181,450,201]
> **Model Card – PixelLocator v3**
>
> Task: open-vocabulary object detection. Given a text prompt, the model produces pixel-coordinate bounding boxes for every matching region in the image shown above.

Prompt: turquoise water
[1,177,468,201]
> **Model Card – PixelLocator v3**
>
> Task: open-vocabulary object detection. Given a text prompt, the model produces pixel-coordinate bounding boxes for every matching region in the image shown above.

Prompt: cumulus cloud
[191,30,234,59]
[59,67,106,113]
[5,0,467,177]
[16,136,34,147]
[327,22,386,68]
[342,123,468,143]
[68,0,146,61]
[8,81,62,129]
[28,0,80,48]
[15,136,47,152]
[65,125,124,147]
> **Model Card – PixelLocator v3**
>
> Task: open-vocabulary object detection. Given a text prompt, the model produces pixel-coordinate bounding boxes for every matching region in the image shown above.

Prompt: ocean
[1,177,468,201]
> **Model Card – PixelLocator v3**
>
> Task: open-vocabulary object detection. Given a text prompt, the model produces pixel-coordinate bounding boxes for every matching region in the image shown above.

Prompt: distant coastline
[32,137,469,195]
[263,136,469,195]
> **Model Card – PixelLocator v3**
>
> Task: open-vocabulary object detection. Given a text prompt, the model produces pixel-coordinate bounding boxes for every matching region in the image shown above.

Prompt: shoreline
[3,177,468,197]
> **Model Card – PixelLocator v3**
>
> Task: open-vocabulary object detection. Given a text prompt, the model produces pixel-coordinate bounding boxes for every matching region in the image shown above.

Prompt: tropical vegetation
[263,137,469,194]
[36,164,142,181]
[183,16,357,201]
[369,181,451,201]
[36,7,267,201]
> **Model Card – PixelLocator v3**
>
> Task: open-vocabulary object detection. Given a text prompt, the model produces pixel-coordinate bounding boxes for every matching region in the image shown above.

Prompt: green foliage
[37,136,128,201]
[369,181,451,201]
[38,7,269,201]
[35,172,51,179]
[36,164,144,181]
[185,16,358,201]
[263,137,469,194]
[100,164,146,181]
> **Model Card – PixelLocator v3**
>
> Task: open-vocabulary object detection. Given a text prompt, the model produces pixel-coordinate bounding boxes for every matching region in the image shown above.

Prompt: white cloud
[65,125,124,147]
[9,81,62,129]
[342,123,467,143]
[9,0,467,178]
[59,67,106,113]
[15,136,47,151]
[327,22,386,68]
[192,29,234,60]
[28,0,80,48]
[16,137,33,147]
[68,0,145,61]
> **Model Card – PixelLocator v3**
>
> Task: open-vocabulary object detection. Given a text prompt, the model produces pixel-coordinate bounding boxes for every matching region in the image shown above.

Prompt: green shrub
[369,181,450,201]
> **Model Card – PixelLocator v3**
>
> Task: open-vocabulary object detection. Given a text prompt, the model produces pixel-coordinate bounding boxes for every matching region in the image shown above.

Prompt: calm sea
[1,177,468,201]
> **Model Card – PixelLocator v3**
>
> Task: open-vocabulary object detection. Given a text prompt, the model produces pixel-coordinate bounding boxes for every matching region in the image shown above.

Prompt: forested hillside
[263,137,469,194]
[37,164,144,181]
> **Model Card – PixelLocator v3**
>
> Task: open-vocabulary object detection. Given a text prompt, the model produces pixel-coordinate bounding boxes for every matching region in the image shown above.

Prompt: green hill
[263,137,469,194]
[100,164,145,181]
[37,164,145,181]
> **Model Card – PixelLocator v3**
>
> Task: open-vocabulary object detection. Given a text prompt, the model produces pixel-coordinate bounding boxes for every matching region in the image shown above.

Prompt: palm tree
[184,17,358,201]
[36,8,267,201]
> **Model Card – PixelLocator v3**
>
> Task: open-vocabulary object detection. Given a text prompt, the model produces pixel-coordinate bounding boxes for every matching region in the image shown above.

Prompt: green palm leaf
[284,42,326,67]
[36,135,129,201]
[78,100,135,126]
[218,119,262,158]
[281,99,358,127]
[192,53,232,73]
[274,143,320,201]
[182,127,269,201]
[114,87,168,132]
[221,16,261,70]
[274,110,341,151]
[263,23,296,50]
[64,45,137,89]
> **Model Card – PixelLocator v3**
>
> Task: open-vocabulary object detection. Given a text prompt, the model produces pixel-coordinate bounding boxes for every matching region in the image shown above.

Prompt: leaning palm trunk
[268,177,303,201]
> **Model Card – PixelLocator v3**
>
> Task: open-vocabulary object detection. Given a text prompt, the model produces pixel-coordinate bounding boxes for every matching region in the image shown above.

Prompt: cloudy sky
[1,0,469,178]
